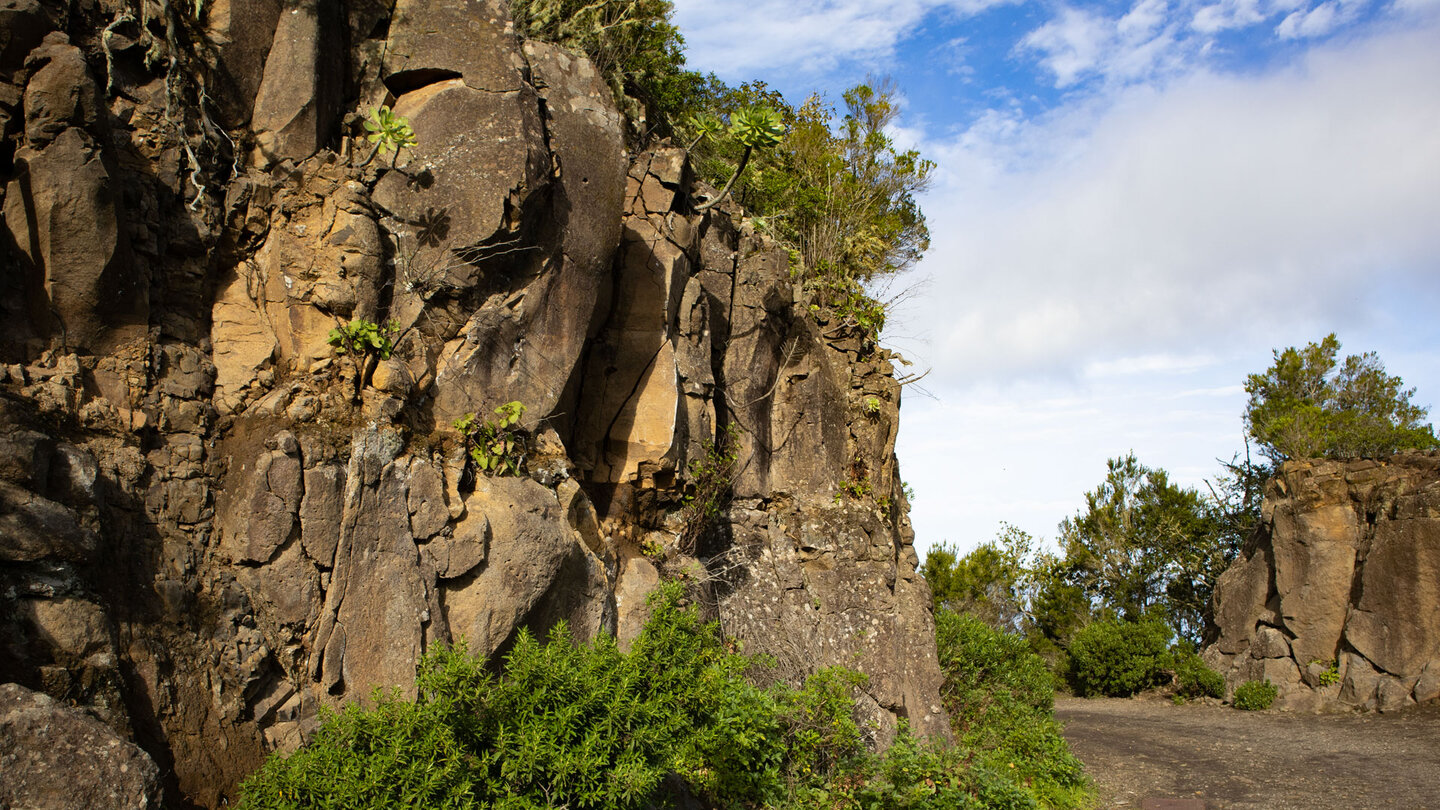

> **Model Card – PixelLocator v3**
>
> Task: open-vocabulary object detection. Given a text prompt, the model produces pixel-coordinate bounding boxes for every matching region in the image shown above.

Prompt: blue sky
[670,0,1440,555]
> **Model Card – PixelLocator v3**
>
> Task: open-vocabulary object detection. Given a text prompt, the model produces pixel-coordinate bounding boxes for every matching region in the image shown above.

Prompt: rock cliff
[1206,452,1440,712]
[0,0,947,805]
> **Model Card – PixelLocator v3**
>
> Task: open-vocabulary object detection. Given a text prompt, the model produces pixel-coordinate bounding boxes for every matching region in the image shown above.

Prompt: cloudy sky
[670,0,1440,555]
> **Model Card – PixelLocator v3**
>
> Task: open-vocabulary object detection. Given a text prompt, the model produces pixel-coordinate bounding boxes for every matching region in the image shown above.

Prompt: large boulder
[0,682,161,809]
[1206,453,1440,711]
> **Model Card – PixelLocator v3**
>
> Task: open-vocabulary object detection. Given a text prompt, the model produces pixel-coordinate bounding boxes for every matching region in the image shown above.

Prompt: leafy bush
[1172,650,1224,699]
[237,581,1098,810]
[454,401,528,477]
[327,318,397,360]
[1233,679,1278,711]
[238,583,768,809]
[233,694,475,809]
[362,105,416,166]
[935,610,1089,808]
[1067,618,1173,697]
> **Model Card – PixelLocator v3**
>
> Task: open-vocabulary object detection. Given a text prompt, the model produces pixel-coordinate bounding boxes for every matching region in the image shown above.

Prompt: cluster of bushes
[1063,618,1225,702]
[237,585,1087,809]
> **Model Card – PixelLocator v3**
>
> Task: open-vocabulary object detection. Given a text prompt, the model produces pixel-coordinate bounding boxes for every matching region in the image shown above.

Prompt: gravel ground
[1055,696,1440,809]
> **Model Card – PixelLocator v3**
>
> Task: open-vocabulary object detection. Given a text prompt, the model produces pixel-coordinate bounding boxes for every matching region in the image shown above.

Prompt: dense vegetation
[237,585,1090,809]
[933,611,1089,808]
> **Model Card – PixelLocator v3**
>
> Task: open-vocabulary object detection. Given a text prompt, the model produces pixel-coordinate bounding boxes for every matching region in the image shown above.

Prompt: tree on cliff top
[1244,334,1439,462]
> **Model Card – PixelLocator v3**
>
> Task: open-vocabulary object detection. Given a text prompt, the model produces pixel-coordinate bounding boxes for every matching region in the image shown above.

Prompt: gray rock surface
[0,682,161,809]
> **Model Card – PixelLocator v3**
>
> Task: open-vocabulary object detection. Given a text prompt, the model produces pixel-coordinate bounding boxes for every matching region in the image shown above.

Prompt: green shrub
[776,724,1043,810]
[238,583,775,809]
[1232,679,1278,711]
[934,610,1089,808]
[1172,651,1224,699]
[233,694,475,809]
[327,318,397,360]
[238,586,1089,810]
[454,401,528,477]
[1067,618,1173,697]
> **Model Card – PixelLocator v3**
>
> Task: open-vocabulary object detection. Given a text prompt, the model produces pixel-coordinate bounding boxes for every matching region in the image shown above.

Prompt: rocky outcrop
[0,682,162,809]
[1206,452,1440,712]
[0,0,947,805]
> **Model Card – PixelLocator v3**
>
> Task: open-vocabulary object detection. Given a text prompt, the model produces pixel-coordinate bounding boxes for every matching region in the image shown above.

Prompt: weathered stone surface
[251,0,342,164]
[0,682,161,809]
[423,508,489,579]
[572,215,688,482]
[0,478,96,562]
[717,499,949,745]
[203,0,283,127]
[372,79,546,269]
[383,0,526,93]
[3,128,139,353]
[1207,453,1440,711]
[309,427,428,699]
[299,464,344,567]
[407,457,450,540]
[1414,660,1440,705]
[523,40,627,275]
[0,0,49,78]
[17,596,113,660]
[1253,625,1292,659]
[1344,517,1440,680]
[615,554,660,648]
[1273,501,1358,667]
[1210,540,1275,656]
[22,35,99,145]
[218,433,303,564]
[440,476,575,657]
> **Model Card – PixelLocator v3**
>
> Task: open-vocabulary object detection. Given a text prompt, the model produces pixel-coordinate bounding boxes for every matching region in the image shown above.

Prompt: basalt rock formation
[0,0,946,805]
[1205,452,1440,713]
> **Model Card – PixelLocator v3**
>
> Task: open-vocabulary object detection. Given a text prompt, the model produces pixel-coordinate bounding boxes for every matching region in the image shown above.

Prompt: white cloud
[1191,0,1271,33]
[1276,0,1370,37]
[669,0,1019,79]
[1020,7,1114,86]
[1019,0,1184,88]
[902,23,1440,387]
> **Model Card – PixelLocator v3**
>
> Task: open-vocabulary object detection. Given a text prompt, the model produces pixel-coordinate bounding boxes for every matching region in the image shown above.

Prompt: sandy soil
[1055,696,1440,809]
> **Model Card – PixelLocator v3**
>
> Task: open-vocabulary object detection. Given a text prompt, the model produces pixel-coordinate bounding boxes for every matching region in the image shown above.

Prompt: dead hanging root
[100,11,136,96]
[112,0,235,212]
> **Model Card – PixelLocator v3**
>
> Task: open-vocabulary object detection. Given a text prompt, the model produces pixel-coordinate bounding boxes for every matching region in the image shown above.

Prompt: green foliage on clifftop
[1245,333,1438,462]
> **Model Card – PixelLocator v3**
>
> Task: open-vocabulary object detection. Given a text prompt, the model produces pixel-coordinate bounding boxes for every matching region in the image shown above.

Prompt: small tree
[923,524,1036,633]
[1057,454,1228,646]
[1244,333,1438,462]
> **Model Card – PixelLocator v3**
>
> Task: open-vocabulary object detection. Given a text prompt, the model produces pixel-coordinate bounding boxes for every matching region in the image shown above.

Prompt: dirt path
[1055,696,1440,809]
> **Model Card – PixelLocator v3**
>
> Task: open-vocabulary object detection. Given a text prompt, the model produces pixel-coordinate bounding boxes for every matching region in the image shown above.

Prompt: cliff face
[0,0,946,805]
[1206,452,1440,713]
